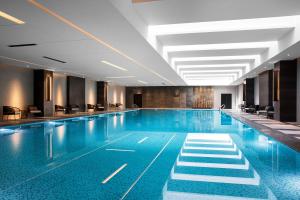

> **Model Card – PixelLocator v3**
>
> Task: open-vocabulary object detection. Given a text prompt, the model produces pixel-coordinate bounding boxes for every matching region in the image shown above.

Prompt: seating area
[240,104,275,119]
[2,106,22,120]
[1,102,125,121]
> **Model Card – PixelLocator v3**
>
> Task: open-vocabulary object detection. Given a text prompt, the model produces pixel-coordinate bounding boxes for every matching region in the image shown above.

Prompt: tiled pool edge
[224,110,300,153]
[0,109,140,128]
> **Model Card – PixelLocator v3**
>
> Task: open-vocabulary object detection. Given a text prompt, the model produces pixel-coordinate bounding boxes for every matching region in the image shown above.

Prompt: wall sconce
[46,75,52,101]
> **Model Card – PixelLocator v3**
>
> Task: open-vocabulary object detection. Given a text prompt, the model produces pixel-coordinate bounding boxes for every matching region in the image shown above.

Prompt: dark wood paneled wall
[34,70,54,116]
[273,60,297,122]
[259,70,273,106]
[67,76,85,111]
[97,81,108,110]
[245,78,255,106]
[126,86,213,108]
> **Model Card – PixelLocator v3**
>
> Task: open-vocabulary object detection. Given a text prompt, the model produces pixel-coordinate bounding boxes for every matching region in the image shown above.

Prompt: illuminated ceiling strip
[185,75,237,80]
[181,69,243,73]
[186,81,233,85]
[185,75,236,79]
[172,55,259,68]
[138,80,148,84]
[164,41,277,52]
[177,63,249,74]
[184,76,238,80]
[185,78,236,82]
[172,55,259,63]
[101,60,128,71]
[0,10,25,24]
[149,15,297,35]
[105,76,135,79]
[183,74,240,79]
[28,0,174,85]
[177,63,250,69]
[183,71,241,78]
[184,74,238,80]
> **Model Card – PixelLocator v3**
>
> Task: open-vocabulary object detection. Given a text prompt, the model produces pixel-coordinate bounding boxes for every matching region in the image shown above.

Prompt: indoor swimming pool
[0,109,299,200]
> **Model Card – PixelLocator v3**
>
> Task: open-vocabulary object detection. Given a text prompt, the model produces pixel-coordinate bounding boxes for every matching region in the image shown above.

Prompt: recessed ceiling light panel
[0,10,25,24]
[101,60,128,71]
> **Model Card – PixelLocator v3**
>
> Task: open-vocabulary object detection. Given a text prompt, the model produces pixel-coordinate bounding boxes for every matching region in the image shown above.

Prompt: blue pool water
[0,109,299,200]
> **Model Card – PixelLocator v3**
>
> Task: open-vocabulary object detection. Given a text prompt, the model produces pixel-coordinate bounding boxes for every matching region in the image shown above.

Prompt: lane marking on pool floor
[3,133,133,192]
[120,134,176,200]
[138,137,149,144]
[106,148,135,152]
[102,163,128,184]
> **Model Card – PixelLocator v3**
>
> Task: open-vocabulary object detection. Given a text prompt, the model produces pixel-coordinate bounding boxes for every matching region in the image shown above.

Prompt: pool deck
[0,109,138,128]
[225,110,300,152]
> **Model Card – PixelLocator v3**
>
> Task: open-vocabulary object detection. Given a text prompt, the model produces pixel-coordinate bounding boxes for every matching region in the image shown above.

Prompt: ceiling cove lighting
[172,55,260,62]
[183,74,239,80]
[28,0,174,85]
[181,69,243,75]
[138,80,148,84]
[101,60,128,71]
[186,77,234,83]
[105,76,135,79]
[177,63,250,73]
[171,55,260,67]
[185,76,236,80]
[183,75,239,80]
[148,15,297,36]
[164,41,277,53]
[184,73,238,77]
[184,73,238,79]
[186,79,232,86]
[0,11,25,24]
[184,74,237,82]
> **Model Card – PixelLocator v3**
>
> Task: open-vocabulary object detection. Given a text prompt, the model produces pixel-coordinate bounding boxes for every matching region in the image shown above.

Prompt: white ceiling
[0,0,185,86]
[1,0,300,86]
[129,0,300,85]
[133,0,300,25]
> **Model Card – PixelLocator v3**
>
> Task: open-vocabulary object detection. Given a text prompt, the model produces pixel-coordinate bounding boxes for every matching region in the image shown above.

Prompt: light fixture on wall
[0,10,25,24]
[45,75,52,101]
[101,60,128,71]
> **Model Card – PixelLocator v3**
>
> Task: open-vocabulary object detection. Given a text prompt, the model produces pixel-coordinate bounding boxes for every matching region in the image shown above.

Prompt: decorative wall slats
[126,86,214,109]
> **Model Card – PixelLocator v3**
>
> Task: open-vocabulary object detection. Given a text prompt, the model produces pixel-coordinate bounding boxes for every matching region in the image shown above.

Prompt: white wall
[85,79,97,105]
[0,65,33,115]
[254,77,260,105]
[213,86,237,110]
[236,84,244,107]
[53,73,67,106]
[107,84,126,109]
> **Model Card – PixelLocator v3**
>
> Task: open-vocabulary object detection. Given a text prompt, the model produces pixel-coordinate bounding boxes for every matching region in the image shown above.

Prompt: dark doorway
[133,94,143,108]
[221,94,232,109]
